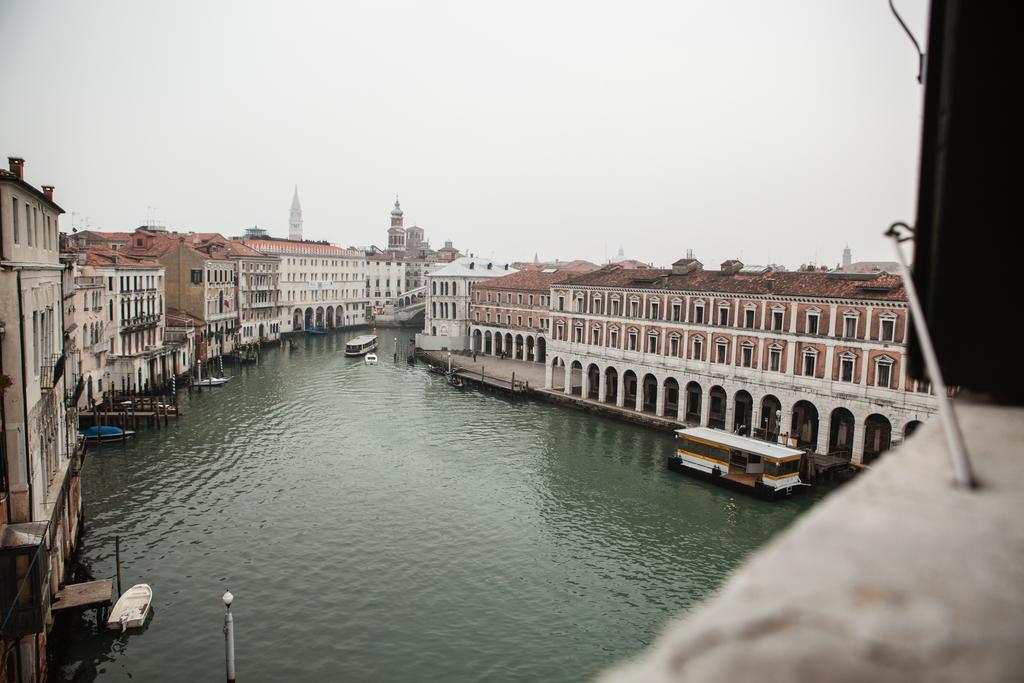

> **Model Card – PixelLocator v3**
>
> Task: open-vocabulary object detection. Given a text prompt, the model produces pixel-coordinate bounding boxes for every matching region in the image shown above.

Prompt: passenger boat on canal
[668,427,807,499]
[365,353,378,365]
[344,335,378,356]
[446,371,464,388]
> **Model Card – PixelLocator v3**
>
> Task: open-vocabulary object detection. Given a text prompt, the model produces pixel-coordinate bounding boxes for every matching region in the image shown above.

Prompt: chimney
[671,258,703,276]
[8,157,25,179]
[719,259,744,275]
[41,185,54,202]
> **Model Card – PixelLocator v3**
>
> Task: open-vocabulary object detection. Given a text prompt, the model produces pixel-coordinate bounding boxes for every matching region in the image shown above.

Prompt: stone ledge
[599,397,1024,683]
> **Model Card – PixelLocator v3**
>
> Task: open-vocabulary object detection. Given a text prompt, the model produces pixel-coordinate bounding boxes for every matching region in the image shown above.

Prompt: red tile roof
[80,245,162,268]
[476,268,576,291]
[559,264,907,302]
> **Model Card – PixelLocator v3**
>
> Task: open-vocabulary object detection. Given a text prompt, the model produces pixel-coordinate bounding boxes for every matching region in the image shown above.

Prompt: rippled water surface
[57,333,823,682]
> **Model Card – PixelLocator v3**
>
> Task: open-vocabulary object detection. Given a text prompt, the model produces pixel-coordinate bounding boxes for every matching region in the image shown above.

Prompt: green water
[56,332,823,682]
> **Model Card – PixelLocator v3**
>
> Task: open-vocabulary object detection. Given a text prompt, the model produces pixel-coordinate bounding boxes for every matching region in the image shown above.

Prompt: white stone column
[814,415,828,454]
[564,363,573,395]
[635,381,644,412]
[544,359,553,389]
[724,395,734,432]
[616,373,626,407]
[598,369,607,404]
[656,382,666,417]
[851,426,865,464]
[700,389,711,426]
[581,367,590,400]
[780,408,794,445]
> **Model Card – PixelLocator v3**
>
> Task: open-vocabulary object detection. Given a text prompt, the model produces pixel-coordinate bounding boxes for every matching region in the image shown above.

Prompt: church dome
[391,198,403,218]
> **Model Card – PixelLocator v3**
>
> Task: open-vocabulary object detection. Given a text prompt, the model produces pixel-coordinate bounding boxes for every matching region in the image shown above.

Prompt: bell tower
[289,185,303,241]
[388,196,405,250]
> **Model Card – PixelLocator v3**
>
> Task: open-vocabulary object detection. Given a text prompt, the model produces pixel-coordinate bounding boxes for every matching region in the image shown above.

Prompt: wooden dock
[454,369,530,394]
[52,578,114,612]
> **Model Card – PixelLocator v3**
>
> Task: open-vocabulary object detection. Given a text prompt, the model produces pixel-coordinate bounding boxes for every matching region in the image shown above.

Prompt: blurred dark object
[911,0,1019,394]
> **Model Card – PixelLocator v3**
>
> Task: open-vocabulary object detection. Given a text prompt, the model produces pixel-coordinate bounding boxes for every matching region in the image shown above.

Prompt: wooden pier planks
[52,578,114,611]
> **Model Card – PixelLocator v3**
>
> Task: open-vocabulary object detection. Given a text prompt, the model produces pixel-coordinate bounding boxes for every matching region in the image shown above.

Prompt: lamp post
[222,590,235,682]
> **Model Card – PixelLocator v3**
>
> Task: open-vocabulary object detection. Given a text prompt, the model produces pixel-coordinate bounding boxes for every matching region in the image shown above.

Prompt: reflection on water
[56,333,824,682]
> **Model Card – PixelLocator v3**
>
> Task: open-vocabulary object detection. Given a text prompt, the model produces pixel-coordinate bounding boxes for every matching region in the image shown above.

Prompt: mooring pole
[223,590,236,682]
[115,535,123,597]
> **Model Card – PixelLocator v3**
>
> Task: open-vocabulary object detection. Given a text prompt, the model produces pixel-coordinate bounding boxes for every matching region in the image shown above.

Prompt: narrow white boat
[195,376,231,387]
[365,353,378,365]
[106,583,153,632]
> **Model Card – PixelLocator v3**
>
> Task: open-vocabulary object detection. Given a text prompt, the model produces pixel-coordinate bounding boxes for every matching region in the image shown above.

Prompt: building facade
[1,157,83,683]
[544,259,937,464]
[417,257,517,351]
[240,234,369,333]
[466,269,574,364]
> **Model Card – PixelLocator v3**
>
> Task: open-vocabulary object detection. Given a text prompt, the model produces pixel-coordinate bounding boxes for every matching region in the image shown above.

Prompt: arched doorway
[526,337,535,362]
[536,337,546,363]
[641,373,658,413]
[708,386,727,428]
[791,400,819,449]
[684,381,702,424]
[495,333,504,356]
[315,306,324,327]
[505,333,514,357]
[904,420,923,438]
[551,357,566,390]
[604,367,618,403]
[828,407,855,456]
[515,334,524,360]
[863,414,892,464]
[484,331,492,354]
[293,308,303,330]
[568,361,583,395]
[325,307,335,329]
[663,377,680,420]
[760,395,782,439]
[623,370,638,409]
[733,390,753,435]
[258,323,265,340]
[472,329,482,352]
[586,364,600,400]
[304,307,314,329]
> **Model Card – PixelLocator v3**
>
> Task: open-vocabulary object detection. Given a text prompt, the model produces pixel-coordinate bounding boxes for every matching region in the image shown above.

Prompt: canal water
[56,333,825,682]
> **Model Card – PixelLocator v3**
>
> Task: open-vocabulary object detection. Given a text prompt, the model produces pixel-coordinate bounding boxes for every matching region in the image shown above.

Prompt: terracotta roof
[79,245,162,268]
[560,264,907,302]
[513,259,599,273]
[476,268,576,291]
[241,238,358,257]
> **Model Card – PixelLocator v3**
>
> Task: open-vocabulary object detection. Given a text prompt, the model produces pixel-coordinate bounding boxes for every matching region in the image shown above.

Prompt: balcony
[120,313,161,332]
[39,353,65,391]
[0,521,51,638]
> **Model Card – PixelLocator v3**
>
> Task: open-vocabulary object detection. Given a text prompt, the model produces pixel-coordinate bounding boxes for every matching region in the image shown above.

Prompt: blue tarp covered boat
[80,425,136,442]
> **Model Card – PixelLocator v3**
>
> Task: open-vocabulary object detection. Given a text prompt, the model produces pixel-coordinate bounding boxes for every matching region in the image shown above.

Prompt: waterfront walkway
[422,351,683,432]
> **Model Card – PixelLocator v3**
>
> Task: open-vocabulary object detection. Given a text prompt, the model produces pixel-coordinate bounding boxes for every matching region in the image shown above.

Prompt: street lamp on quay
[222,590,236,682]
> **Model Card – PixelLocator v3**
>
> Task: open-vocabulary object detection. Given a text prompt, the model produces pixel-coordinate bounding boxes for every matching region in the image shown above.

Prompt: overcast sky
[1,0,928,268]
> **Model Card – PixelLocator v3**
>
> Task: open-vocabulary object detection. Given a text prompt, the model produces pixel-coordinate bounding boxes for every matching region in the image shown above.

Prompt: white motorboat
[106,583,153,632]
[365,353,378,365]
[195,362,231,387]
[195,376,231,387]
